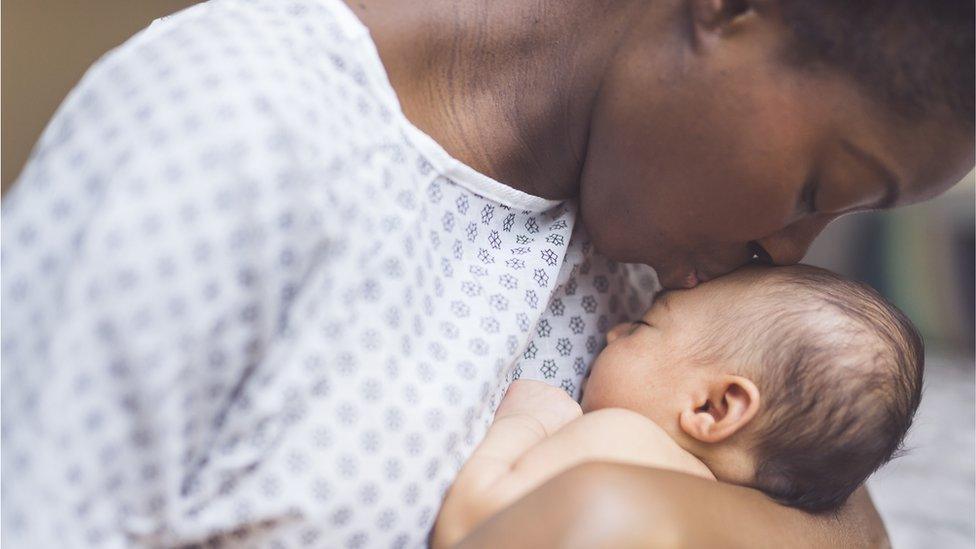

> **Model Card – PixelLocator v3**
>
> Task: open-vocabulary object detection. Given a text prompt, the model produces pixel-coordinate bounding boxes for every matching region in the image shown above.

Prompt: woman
[1,0,971,546]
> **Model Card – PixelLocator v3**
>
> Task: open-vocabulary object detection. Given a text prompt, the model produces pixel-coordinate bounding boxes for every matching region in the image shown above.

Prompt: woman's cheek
[711,182,796,241]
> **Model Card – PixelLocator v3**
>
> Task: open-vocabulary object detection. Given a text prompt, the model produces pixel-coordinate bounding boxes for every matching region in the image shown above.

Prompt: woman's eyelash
[801,175,820,213]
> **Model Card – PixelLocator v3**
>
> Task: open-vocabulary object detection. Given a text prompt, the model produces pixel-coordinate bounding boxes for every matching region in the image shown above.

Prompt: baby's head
[582,264,923,512]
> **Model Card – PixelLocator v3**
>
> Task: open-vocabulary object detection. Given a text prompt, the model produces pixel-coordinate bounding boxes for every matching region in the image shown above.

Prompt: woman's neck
[345,0,647,199]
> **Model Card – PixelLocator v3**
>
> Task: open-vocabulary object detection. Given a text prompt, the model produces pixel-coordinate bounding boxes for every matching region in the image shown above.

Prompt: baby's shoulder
[574,408,673,444]
[570,408,715,480]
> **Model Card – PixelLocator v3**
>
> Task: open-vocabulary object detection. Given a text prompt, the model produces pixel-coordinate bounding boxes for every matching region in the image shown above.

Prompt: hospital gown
[0,0,658,546]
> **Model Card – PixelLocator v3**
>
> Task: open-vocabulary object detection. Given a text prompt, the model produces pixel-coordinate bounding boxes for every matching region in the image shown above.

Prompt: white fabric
[0,0,658,547]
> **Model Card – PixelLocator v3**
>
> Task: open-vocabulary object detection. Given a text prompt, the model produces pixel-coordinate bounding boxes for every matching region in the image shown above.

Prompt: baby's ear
[679,374,760,444]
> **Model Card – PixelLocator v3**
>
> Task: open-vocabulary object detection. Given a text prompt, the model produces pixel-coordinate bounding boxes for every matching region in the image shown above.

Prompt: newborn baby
[433,264,923,546]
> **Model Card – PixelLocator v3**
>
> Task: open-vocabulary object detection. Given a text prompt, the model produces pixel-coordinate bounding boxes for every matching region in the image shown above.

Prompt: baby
[433,264,923,546]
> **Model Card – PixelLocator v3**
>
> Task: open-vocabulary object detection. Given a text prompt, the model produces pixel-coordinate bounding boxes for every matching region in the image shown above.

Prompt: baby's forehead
[643,265,891,344]
[693,267,881,328]
[711,264,850,298]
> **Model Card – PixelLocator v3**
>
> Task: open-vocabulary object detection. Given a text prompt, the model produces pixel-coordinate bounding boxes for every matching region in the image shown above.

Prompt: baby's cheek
[579,380,605,412]
[579,368,606,412]
[580,357,630,412]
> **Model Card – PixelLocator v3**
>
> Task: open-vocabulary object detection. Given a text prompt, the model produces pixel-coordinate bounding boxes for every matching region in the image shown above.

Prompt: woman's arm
[435,406,715,548]
[456,462,889,549]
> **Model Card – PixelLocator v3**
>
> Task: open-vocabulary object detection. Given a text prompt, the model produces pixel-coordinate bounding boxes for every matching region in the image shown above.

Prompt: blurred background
[3,2,974,547]
[805,178,975,548]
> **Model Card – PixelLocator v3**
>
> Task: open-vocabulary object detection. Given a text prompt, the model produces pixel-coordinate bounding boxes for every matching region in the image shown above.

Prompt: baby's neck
[679,439,756,487]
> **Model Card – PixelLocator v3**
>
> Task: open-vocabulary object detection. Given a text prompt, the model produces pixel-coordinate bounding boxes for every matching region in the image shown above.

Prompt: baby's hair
[694,264,924,512]
[774,0,974,125]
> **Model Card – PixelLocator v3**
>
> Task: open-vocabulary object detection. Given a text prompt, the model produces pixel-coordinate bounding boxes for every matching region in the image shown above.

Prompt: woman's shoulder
[80,0,391,146]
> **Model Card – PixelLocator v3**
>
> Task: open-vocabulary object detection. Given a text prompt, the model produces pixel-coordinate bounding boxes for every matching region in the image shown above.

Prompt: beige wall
[2,1,200,194]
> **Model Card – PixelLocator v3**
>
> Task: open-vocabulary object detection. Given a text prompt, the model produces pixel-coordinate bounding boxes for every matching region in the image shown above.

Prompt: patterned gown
[0,1,658,546]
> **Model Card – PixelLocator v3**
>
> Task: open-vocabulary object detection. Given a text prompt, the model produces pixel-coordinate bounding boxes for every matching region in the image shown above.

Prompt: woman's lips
[658,270,695,290]
[662,266,713,290]
[681,268,715,289]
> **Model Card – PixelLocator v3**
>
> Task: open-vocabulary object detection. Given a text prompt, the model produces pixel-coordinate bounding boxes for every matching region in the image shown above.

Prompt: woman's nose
[753,216,833,266]
[606,322,631,343]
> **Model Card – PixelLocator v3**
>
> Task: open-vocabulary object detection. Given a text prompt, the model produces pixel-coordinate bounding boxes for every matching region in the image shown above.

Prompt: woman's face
[579,8,974,290]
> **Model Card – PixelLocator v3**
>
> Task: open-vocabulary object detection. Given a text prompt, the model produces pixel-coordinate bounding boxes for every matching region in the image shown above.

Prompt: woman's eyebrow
[841,139,901,209]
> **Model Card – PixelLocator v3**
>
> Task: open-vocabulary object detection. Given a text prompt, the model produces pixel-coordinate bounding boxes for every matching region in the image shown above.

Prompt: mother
[1,0,972,547]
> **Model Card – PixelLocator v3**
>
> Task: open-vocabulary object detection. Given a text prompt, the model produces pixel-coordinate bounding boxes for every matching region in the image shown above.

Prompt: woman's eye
[800,175,820,214]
